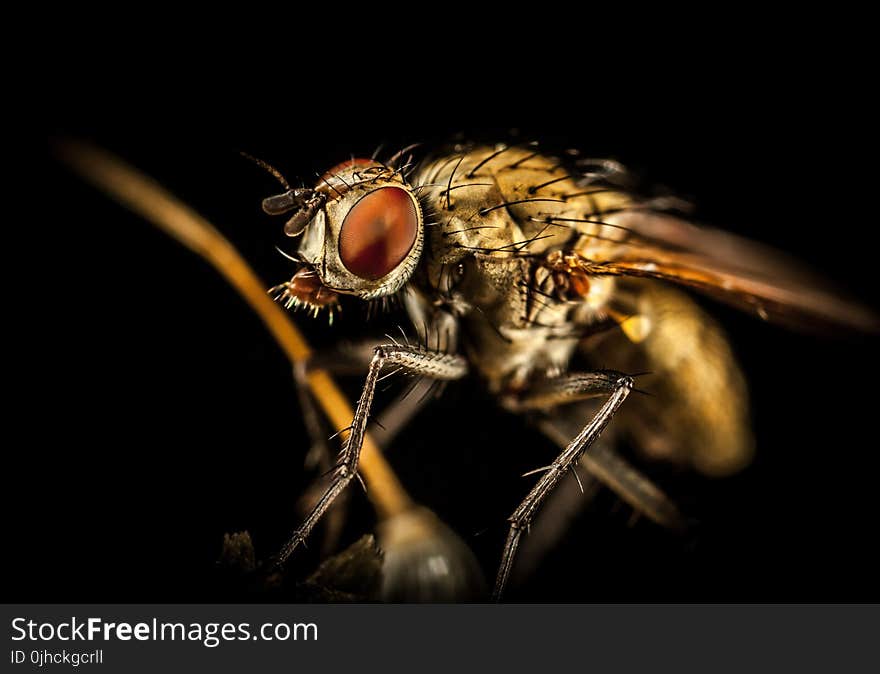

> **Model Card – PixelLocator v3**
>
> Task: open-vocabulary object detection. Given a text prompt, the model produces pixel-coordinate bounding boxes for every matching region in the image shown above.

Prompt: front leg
[291,340,388,471]
[276,344,468,565]
[494,371,634,600]
[292,336,449,469]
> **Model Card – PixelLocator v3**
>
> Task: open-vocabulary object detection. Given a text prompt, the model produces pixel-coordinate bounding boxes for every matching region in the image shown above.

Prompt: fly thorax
[409,144,631,391]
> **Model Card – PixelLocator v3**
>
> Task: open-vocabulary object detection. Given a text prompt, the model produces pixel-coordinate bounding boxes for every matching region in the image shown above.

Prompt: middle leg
[494,371,633,600]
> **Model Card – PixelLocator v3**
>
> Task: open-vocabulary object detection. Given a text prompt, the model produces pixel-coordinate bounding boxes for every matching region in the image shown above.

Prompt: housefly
[254,140,878,600]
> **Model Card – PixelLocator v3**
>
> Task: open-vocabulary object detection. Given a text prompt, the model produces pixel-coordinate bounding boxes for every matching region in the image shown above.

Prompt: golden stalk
[55,139,413,519]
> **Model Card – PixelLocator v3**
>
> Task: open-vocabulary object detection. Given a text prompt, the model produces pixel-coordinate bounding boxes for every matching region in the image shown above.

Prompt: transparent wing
[575,210,879,332]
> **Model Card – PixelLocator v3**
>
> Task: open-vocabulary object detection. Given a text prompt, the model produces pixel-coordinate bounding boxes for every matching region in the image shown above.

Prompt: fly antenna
[240,151,291,191]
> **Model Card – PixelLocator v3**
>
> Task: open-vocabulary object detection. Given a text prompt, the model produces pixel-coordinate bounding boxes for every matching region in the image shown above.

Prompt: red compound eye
[338,187,418,280]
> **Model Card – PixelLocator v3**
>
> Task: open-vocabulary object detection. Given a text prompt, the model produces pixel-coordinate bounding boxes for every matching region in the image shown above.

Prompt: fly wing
[576,210,880,332]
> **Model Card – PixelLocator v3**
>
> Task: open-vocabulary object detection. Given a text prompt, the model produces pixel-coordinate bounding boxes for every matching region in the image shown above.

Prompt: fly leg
[276,344,468,565]
[292,341,379,470]
[292,341,452,554]
[293,336,452,467]
[511,414,685,586]
[534,411,685,531]
[292,291,461,466]
[494,371,633,600]
[292,356,365,557]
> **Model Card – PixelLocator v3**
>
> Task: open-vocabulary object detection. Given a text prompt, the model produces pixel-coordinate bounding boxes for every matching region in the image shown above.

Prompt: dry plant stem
[56,139,413,520]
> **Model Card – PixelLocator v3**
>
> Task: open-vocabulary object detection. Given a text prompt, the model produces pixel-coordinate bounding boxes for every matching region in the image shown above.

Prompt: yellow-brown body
[412,145,752,476]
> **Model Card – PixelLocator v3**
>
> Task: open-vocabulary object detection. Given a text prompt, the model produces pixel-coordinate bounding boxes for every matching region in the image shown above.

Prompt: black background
[26,28,878,602]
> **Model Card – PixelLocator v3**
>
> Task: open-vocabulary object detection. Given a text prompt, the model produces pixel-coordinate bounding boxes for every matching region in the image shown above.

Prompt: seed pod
[378,507,485,602]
